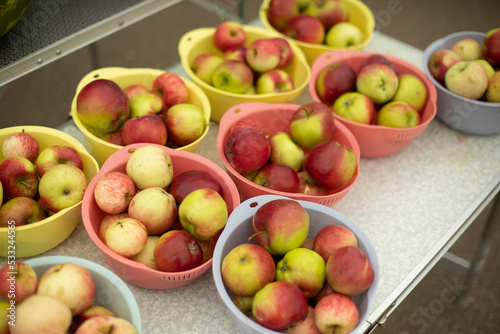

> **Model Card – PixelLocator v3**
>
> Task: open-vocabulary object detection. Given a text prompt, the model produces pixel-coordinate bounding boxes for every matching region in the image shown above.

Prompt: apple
[303,0,349,30]
[444,60,489,100]
[198,234,219,263]
[267,0,299,32]
[473,58,495,79]
[228,118,264,133]
[94,171,136,215]
[35,144,84,177]
[0,197,45,227]
[129,92,164,118]
[326,245,375,295]
[428,49,462,84]
[102,130,124,146]
[284,306,321,334]
[271,37,294,68]
[123,84,151,100]
[289,101,335,150]
[325,22,364,48]
[38,164,88,213]
[154,229,203,272]
[213,21,247,52]
[303,140,356,191]
[191,52,224,84]
[211,59,254,94]
[356,63,399,104]
[130,235,160,270]
[0,156,38,200]
[98,212,129,242]
[167,170,223,204]
[224,127,270,175]
[2,130,39,163]
[252,198,309,256]
[9,294,73,334]
[128,187,177,235]
[163,103,206,147]
[121,114,168,146]
[231,295,254,317]
[275,247,326,299]
[76,78,130,133]
[313,224,358,262]
[392,73,428,111]
[221,243,276,296]
[359,53,399,76]
[313,279,336,305]
[72,305,116,329]
[252,281,309,332]
[178,188,228,241]
[451,38,483,61]
[284,14,325,44]
[224,46,247,63]
[256,69,294,94]
[332,91,376,124]
[268,131,304,171]
[105,218,148,258]
[377,101,420,128]
[297,170,328,196]
[246,38,282,72]
[486,70,500,102]
[74,315,138,334]
[37,262,96,316]
[483,28,500,68]
[314,293,359,334]
[152,72,188,109]
[126,144,173,190]
[0,261,38,303]
[315,62,357,106]
[253,163,300,193]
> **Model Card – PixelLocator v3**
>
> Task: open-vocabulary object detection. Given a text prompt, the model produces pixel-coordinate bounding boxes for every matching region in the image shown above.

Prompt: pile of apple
[0,260,138,333]
[0,130,88,227]
[316,53,428,128]
[191,21,296,95]
[266,0,366,48]
[428,28,500,102]
[221,198,375,333]
[224,101,356,196]
[94,144,228,272]
[76,71,206,148]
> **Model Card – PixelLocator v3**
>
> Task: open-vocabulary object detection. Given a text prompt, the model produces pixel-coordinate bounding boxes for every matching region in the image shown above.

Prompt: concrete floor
[1,1,499,333]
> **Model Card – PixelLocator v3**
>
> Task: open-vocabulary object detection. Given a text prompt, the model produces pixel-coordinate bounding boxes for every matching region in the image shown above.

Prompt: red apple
[252,163,300,193]
[284,14,325,44]
[167,170,223,204]
[267,0,299,32]
[314,293,359,333]
[35,145,84,177]
[428,49,462,84]
[72,305,116,329]
[313,224,358,262]
[123,84,151,100]
[0,156,39,201]
[483,28,500,68]
[121,114,167,146]
[102,130,124,146]
[252,281,309,332]
[359,53,399,76]
[284,305,321,334]
[154,229,203,272]
[163,103,205,147]
[313,279,336,305]
[224,46,247,63]
[297,170,328,196]
[152,72,188,108]
[0,261,38,303]
[246,38,282,73]
[304,140,357,191]
[0,196,45,227]
[93,171,136,215]
[289,101,336,150]
[213,21,247,52]
[256,69,294,94]
[326,245,375,295]
[271,37,294,68]
[224,127,270,175]
[76,78,130,133]
[74,315,137,334]
[2,130,40,163]
[315,62,357,106]
[303,0,349,30]
[227,118,264,133]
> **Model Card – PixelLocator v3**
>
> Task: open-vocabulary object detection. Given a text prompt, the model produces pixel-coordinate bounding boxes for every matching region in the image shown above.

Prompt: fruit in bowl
[213,195,378,334]
[81,143,240,289]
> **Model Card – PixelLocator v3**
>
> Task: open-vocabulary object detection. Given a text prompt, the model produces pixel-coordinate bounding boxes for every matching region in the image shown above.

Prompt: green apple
[377,101,420,128]
[392,73,428,111]
[129,93,164,118]
[221,243,276,297]
[38,164,88,213]
[126,144,173,190]
[191,52,224,84]
[252,199,309,256]
[275,247,326,299]
[255,69,294,94]
[268,131,305,172]
[473,59,495,79]
[231,295,254,317]
[451,38,483,61]
[211,59,253,94]
[130,235,160,270]
[105,218,148,258]
[289,102,335,150]
[178,188,228,241]
[325,22,364,48]
[356,63,399,104]
[163,103,206,147]
[332,92,375,124]
[444,60,488,100]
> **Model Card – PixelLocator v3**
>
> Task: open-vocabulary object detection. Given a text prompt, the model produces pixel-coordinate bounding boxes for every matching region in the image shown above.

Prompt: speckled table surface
[21,29,500,334]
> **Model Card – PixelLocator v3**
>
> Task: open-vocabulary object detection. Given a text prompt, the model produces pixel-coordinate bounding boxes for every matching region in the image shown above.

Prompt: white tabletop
[7,30,500,334]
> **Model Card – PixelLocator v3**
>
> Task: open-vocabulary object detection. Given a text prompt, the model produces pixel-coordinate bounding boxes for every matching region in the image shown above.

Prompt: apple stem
[247,230,266,242]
